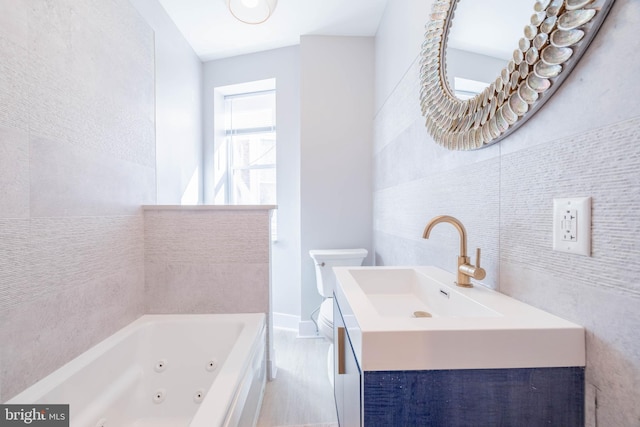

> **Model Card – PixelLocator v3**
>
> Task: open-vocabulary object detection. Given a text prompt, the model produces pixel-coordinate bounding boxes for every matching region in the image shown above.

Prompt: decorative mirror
[420,0,616,150]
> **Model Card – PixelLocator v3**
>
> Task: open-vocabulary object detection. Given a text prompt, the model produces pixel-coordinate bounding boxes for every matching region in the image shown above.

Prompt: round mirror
[420,0,616,150]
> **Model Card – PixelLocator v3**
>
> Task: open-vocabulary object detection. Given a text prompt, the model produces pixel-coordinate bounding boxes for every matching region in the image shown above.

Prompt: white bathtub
[7,314,266,427]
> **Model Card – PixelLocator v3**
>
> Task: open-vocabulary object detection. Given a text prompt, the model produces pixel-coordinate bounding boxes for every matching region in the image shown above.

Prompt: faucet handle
[459,248,487,281]
[473,248,486,280]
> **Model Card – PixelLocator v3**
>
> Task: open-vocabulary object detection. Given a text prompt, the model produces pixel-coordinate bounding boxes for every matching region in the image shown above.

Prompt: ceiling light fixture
[227,0,277,24]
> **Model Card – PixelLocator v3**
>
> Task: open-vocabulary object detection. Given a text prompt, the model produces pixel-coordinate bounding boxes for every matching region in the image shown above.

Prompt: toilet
[309,248,368,384]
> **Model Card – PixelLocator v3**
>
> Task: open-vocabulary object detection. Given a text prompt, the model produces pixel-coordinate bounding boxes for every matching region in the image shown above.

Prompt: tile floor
[257,328,338,427]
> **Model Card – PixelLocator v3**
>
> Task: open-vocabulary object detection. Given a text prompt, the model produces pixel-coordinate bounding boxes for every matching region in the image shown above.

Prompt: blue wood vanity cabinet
[332,295,585,427]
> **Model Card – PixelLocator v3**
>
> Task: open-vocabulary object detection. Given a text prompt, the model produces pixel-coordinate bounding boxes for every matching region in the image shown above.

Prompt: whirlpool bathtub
[8,314,266,427]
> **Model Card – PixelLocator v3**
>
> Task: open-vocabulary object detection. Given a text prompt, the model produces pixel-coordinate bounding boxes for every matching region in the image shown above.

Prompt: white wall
[130,0,203,204]
[202,47,302,326]
[300,36,374,327]
[446,48,506,89]
[374,0,640,425]
[374,0,432,112]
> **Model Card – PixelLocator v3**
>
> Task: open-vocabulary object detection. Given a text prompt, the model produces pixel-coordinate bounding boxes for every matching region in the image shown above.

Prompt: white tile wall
[1,264,144,400]
[373,58,423,155]
[26,0,155,166]
[0,0,154,402]
[30,137,155,217]
[145,263,270,314]
[143,209,271,314]
[0,35,28,131]
[0,220,30,307]
[0,0,27,48]
[501,118,640,296]
[0,127,29,218]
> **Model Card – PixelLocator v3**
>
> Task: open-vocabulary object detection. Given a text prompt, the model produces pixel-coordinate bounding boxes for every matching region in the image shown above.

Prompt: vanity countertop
[334,265,585,372]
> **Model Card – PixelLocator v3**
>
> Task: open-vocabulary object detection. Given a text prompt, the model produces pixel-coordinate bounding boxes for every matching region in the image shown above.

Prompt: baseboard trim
[272,313,320,338]
[298,320,320,338]
[273,312,300,331]
[267,358,277,381]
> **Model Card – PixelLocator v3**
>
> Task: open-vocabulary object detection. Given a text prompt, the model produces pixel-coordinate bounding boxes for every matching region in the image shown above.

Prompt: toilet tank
[309,249,368,298]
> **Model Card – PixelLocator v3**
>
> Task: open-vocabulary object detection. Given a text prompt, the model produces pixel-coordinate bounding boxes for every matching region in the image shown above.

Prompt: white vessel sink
[333,266,585,372]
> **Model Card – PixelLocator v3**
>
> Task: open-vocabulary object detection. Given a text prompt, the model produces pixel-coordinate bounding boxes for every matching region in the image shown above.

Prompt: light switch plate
[553,197,591,256]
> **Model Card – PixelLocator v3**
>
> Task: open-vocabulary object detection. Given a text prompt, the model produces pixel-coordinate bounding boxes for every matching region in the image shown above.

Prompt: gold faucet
[422,215,486,287]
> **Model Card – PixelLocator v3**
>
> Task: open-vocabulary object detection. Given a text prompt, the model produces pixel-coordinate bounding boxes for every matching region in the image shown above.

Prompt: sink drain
[413,311,432,318]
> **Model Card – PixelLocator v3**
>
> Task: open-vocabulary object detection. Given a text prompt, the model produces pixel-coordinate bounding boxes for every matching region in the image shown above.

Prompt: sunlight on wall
[181,167,200,205]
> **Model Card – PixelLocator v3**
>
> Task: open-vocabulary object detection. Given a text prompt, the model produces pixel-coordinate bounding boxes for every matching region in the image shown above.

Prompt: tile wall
[143,207,271,315]
[0,0,155,401]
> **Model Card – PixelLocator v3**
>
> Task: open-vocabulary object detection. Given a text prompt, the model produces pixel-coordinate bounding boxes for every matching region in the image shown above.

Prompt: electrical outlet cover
[553,197,592,256]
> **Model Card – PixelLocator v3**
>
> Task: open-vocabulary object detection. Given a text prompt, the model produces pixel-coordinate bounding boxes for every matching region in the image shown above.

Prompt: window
[212,79,277,238]
[453,77,491,100]
[224,90,276,205]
